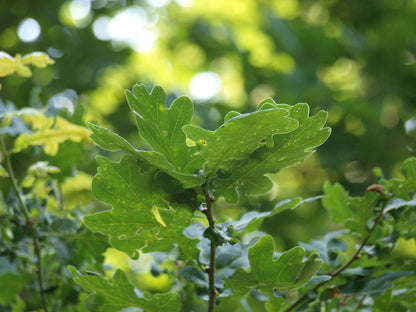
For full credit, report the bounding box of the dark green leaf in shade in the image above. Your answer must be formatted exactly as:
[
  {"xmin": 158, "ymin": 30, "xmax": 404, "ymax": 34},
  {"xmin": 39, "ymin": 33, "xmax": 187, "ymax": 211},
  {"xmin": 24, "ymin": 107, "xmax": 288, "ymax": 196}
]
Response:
[
  {"xmin": 322, "ymin": 182, "xmax": 354, "ymax": 224},
  {"xmin": 385, "ymin": 157, "xmax": 416, "ymax": 198},
  {"xmin": 84, "ymin": 155, "xmax": 198, "ymax": 259},
  {"xmin": 69, "ymin": 266, "xmax": 181, "ymax": 312},
  {"xmin": 225, "ymin": 235, "xmax": 322, "ymax": 295},
  {"xmin": 0, "ymin": 257, "xmax": 25, "ymax": 305},
  {"xmin": 323, "ymin": 182, "xmax": 382, "ymax": 236},
  {"xmin": 341, "ymin": 271, "xmax": 412, "ymax": 297},
  {"xmin": 125, "ymin": 84, "xmax": 204, "ymax": 187},
  {"xmin": 300, "ymin": 230, "xmax": 347, "ymax": 267},
  {"xmin": 181, "ymin": 266, "xmax": 208, "ymax": 288},
  {"xmin": 222, "ymin": 197, "xmax": 305, "ymax": 233},
  {"xmin": 183, "ymin": 107, "xmax": 299, "ymax": 176},
  {"xmin": 215, "ymin": 103, "xmax": 331, "ymax": 203}
]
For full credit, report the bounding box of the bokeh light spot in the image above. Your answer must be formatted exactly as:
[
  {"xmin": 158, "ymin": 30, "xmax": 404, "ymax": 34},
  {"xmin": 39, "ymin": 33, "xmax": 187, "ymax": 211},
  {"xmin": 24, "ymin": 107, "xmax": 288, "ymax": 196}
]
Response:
[
  {"xmin": 17, "ymin": 18, "xmax": 41, "ymax": 42},
  {"xmin": 190, "ymin": 72, "xmax": 221, "ymax": 101}
]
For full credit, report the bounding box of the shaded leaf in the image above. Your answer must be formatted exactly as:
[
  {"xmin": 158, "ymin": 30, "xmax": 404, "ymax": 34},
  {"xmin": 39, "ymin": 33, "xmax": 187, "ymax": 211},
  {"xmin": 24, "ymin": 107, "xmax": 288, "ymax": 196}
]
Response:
[
  {"xmin": 322, "ymin": 182, "xmax": 353, "ymax": 224},
  {"xmin": 386, "ymin": 157, "xmax": 416, "ymax": 198},
  {"xmin": 84, "ymin": 155, "xmax": 198, "ymax": 259},
  {"xmin": 226, "ymin": 236, "xmax": 321, "ymax": 295},
  {"xmin": 0, "ymin": 164, "xmax": 9, "ymax": 178},
  {"xmin": 70, "ymin": 267, "xmax": 181, "ymax": 312}
]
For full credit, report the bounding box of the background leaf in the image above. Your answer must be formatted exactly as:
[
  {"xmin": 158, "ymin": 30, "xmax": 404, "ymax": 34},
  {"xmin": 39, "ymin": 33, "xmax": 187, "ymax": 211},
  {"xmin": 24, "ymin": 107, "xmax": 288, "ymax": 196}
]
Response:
[{"xmin": 70, "ymin": 267, "xmax": 181, "ymax": 312}]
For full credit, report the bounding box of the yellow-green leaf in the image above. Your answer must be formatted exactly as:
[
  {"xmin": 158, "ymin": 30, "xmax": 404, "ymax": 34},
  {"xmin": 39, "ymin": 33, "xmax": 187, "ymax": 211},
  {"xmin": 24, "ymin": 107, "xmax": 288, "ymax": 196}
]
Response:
[
  {"xmin": 12, "ymin": 116, "xmax": 91, "ymax": 156},
  {"xmin": 22, "ymin": 52, "xmax": 55, "ymax": 68},
  {"xmin": 0, "ymin": 52, "xmax": 15, "ymax": 77}
]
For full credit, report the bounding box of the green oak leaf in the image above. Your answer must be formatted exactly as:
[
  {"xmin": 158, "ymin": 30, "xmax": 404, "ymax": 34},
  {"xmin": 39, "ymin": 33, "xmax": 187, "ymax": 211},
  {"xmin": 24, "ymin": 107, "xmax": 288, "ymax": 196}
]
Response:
[
  {"xmin": 86, "ymin": 122, "xmax": 176, "ymax": 172},
  {"xmin": 323, "ymin": 182, "xmax": 381, "ymax": 236},
  {"xmin": 385, "ymin": 157, "xmax": 416, "ymax": 199},
  {"xmin": 69, "ymin": 266, "xmax": 181, "ymax": 312},
  {"xmin": 216, "ymin": 103, "xmax": 331, "ymax": 203},
  {"xmin": 322, "ymin": 182, "xmax": 354, "ymax": 224},
  {"xmin": 84, "ymin": 155, "xmax": 198, "ymax": 259},
  {"xmin": 183, "ymin": 108, "xmax": 299, "ymax": 176},
  {"xmin": 226, "ymin": 236, "xmax": 321, "ymax": 295},
  {"xmin": 125, "ymin": 84, "xmax": 204, "ymax": 187}
]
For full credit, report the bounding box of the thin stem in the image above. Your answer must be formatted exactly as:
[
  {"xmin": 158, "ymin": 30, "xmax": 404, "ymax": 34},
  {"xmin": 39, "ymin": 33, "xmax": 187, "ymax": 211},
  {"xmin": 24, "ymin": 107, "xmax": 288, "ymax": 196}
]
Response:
[
  {"xmin": 353, "ymin": 295, "xmax": 367, "ymax": 312},
  {"xmin": 1, "ymin": 137, "xmax": 30, "ymax": 219},
  {"xmin": 0, "ymin": 136, "xmax": 49, "ymax": 312},
  {"xmin": 33, "ymin": 235, "xmax": 48, "ymax": 312},
  {"xmin": 284, "ymin": 198, "xmax": 387, "ymax": 312},
  {"xmin": 203, "ymin": 189, "xmax": 216, "ymax": 312}
]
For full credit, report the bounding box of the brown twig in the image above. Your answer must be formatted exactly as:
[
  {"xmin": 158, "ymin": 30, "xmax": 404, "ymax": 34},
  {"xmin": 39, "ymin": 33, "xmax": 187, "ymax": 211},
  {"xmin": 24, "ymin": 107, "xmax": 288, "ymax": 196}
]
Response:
[
  {"xmin": 202, "ymin": 189, "xmax": 216, "ymax": 312},
  {"xmin": 284, "ymin": 197, "xmax": 387, "ymax": 312},
  {"xmin": 0, "ymin": 137, "xmax": 49, "ymax": 312}
]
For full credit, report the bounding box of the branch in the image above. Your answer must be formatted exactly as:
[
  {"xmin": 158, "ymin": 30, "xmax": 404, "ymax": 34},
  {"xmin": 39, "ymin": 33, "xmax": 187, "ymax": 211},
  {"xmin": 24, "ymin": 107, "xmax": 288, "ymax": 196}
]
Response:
[
  {"xmin": 0, "ymin": 137, "xmax": 49, "ymax": 312},
  {"xmin": 284, "ymin": 196, "xmax": 387, "ymax": 312},
  {"xmin": 202, "ymin": 189, "xmax": 216, "ymax": 312}
]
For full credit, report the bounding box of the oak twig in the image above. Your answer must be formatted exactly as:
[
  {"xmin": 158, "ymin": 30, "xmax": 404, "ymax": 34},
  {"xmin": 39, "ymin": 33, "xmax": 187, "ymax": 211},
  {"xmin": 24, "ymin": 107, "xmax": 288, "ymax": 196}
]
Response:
[
  {"xmin": 284, "ymin": 197, "xmax": 387, "ymax": 312},
  {"xmin": 203, "ymin": 189, "xmax": 216, "ymax": 312},
  {"xmin": 0, "ymin": 137, "xmax": 49, "ymax": 312}
]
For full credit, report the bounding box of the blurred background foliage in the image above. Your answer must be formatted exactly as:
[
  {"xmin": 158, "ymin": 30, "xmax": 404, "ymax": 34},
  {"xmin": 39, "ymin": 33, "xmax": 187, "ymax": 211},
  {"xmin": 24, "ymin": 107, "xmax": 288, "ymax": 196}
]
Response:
[{"xmin": 1, "ymin": 0, "xmax": 416, "ymax": 295}]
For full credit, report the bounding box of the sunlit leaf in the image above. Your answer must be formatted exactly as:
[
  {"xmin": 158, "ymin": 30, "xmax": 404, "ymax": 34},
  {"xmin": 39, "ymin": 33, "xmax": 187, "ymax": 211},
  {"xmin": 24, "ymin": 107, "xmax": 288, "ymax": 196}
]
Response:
[
  {"xmin": 21, "ymin": 52, "xmax": 55, "ymax": 67},
  {"xmin": 183, "ymin": 107, "xmax": 299, "ymax": 176},
  {"xmin": 12, "ymin": 115, "xmax": 91, "ymax": 156},
  {"xmin": 216, "ymin": 103, "xmax": 330, "ymax": 203},
  {"xmin": 125, "ymin": 84, "xmax": 204, "ymax": 187},
  {"xmin": 0, "ymin": 52, "xmax": 15, "ymax": 77}
]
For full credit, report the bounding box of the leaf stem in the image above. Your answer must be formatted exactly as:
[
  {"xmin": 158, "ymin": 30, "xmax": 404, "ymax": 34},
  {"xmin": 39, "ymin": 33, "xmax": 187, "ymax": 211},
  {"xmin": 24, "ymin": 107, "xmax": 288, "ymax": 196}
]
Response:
[
  {"xmin": 1, "ymin": 137, "xmax": 30, "ymax": 219},
  {"xmin": 353, "ymin": 295, "xmax": 367, "ymax": 311},
  {"xmin": 203, "ymin": 189, "xmax": 216, "ymax": 312},
  {"xmin": 284, "ymin": 197, "xmax": 387, "ymax": 312},
  {"xmin": 0, "ymin": 136, "xmax": 49, "ymax": 312}
]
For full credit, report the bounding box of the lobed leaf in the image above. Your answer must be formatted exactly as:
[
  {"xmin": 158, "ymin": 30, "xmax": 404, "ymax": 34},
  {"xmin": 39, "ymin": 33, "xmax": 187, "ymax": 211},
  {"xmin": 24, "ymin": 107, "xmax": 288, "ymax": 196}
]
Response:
[
  {"xmin": 183, "ymin": 108, "xmax": 299, "ymax": 176},
  {"xmin": 215, "ymin": 103, "xmax": 331, "ymax": 203},
  {"xmin": 87, "ymin": 122, "xmax": 176, "ymax": 172},
  {"xmin": 226, "ymin": 235, "xmax": 322, "ymax": 295},
  {"xmin": 11, "ymin": 113, "xmax": 90, "ymax": 156},
  {"xmin": 84, "ymin": 155, "xmax": 198, "ymax": 259},
  {"xmin": 70, "ymin": 267, "xmax": 181, "ymax": 312},
  {"xmin": 125, "ymin": 84, "xmax": 204, "ymax": 187}
]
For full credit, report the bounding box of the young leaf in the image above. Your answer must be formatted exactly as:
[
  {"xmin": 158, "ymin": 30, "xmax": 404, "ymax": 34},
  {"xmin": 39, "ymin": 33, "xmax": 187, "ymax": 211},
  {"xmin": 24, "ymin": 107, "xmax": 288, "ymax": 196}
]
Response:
[
  {"xmin": 84, "ymin": 155, "xmax": 198, "ymax": 259},
  {"xmin": 125, "ymin": 84, "xmax": 204, "ymax": 187},
  {"xmin": 215, "ymin": 103, "xmax": 331, "ymax": 203},
  {"xmin": 226, "ymin": 236, "xmax": 321, "ymax": 295},
  {"xmin": 183, "ymin": 108, "xmax": 299, "ymax": 176},
  {"xmin": 69, "ymin": 267, "xmax": 181, "ymax": 312},
  {"xmin": 10, "ymin": 111, "xmax": 90, "ymax": 156}
]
